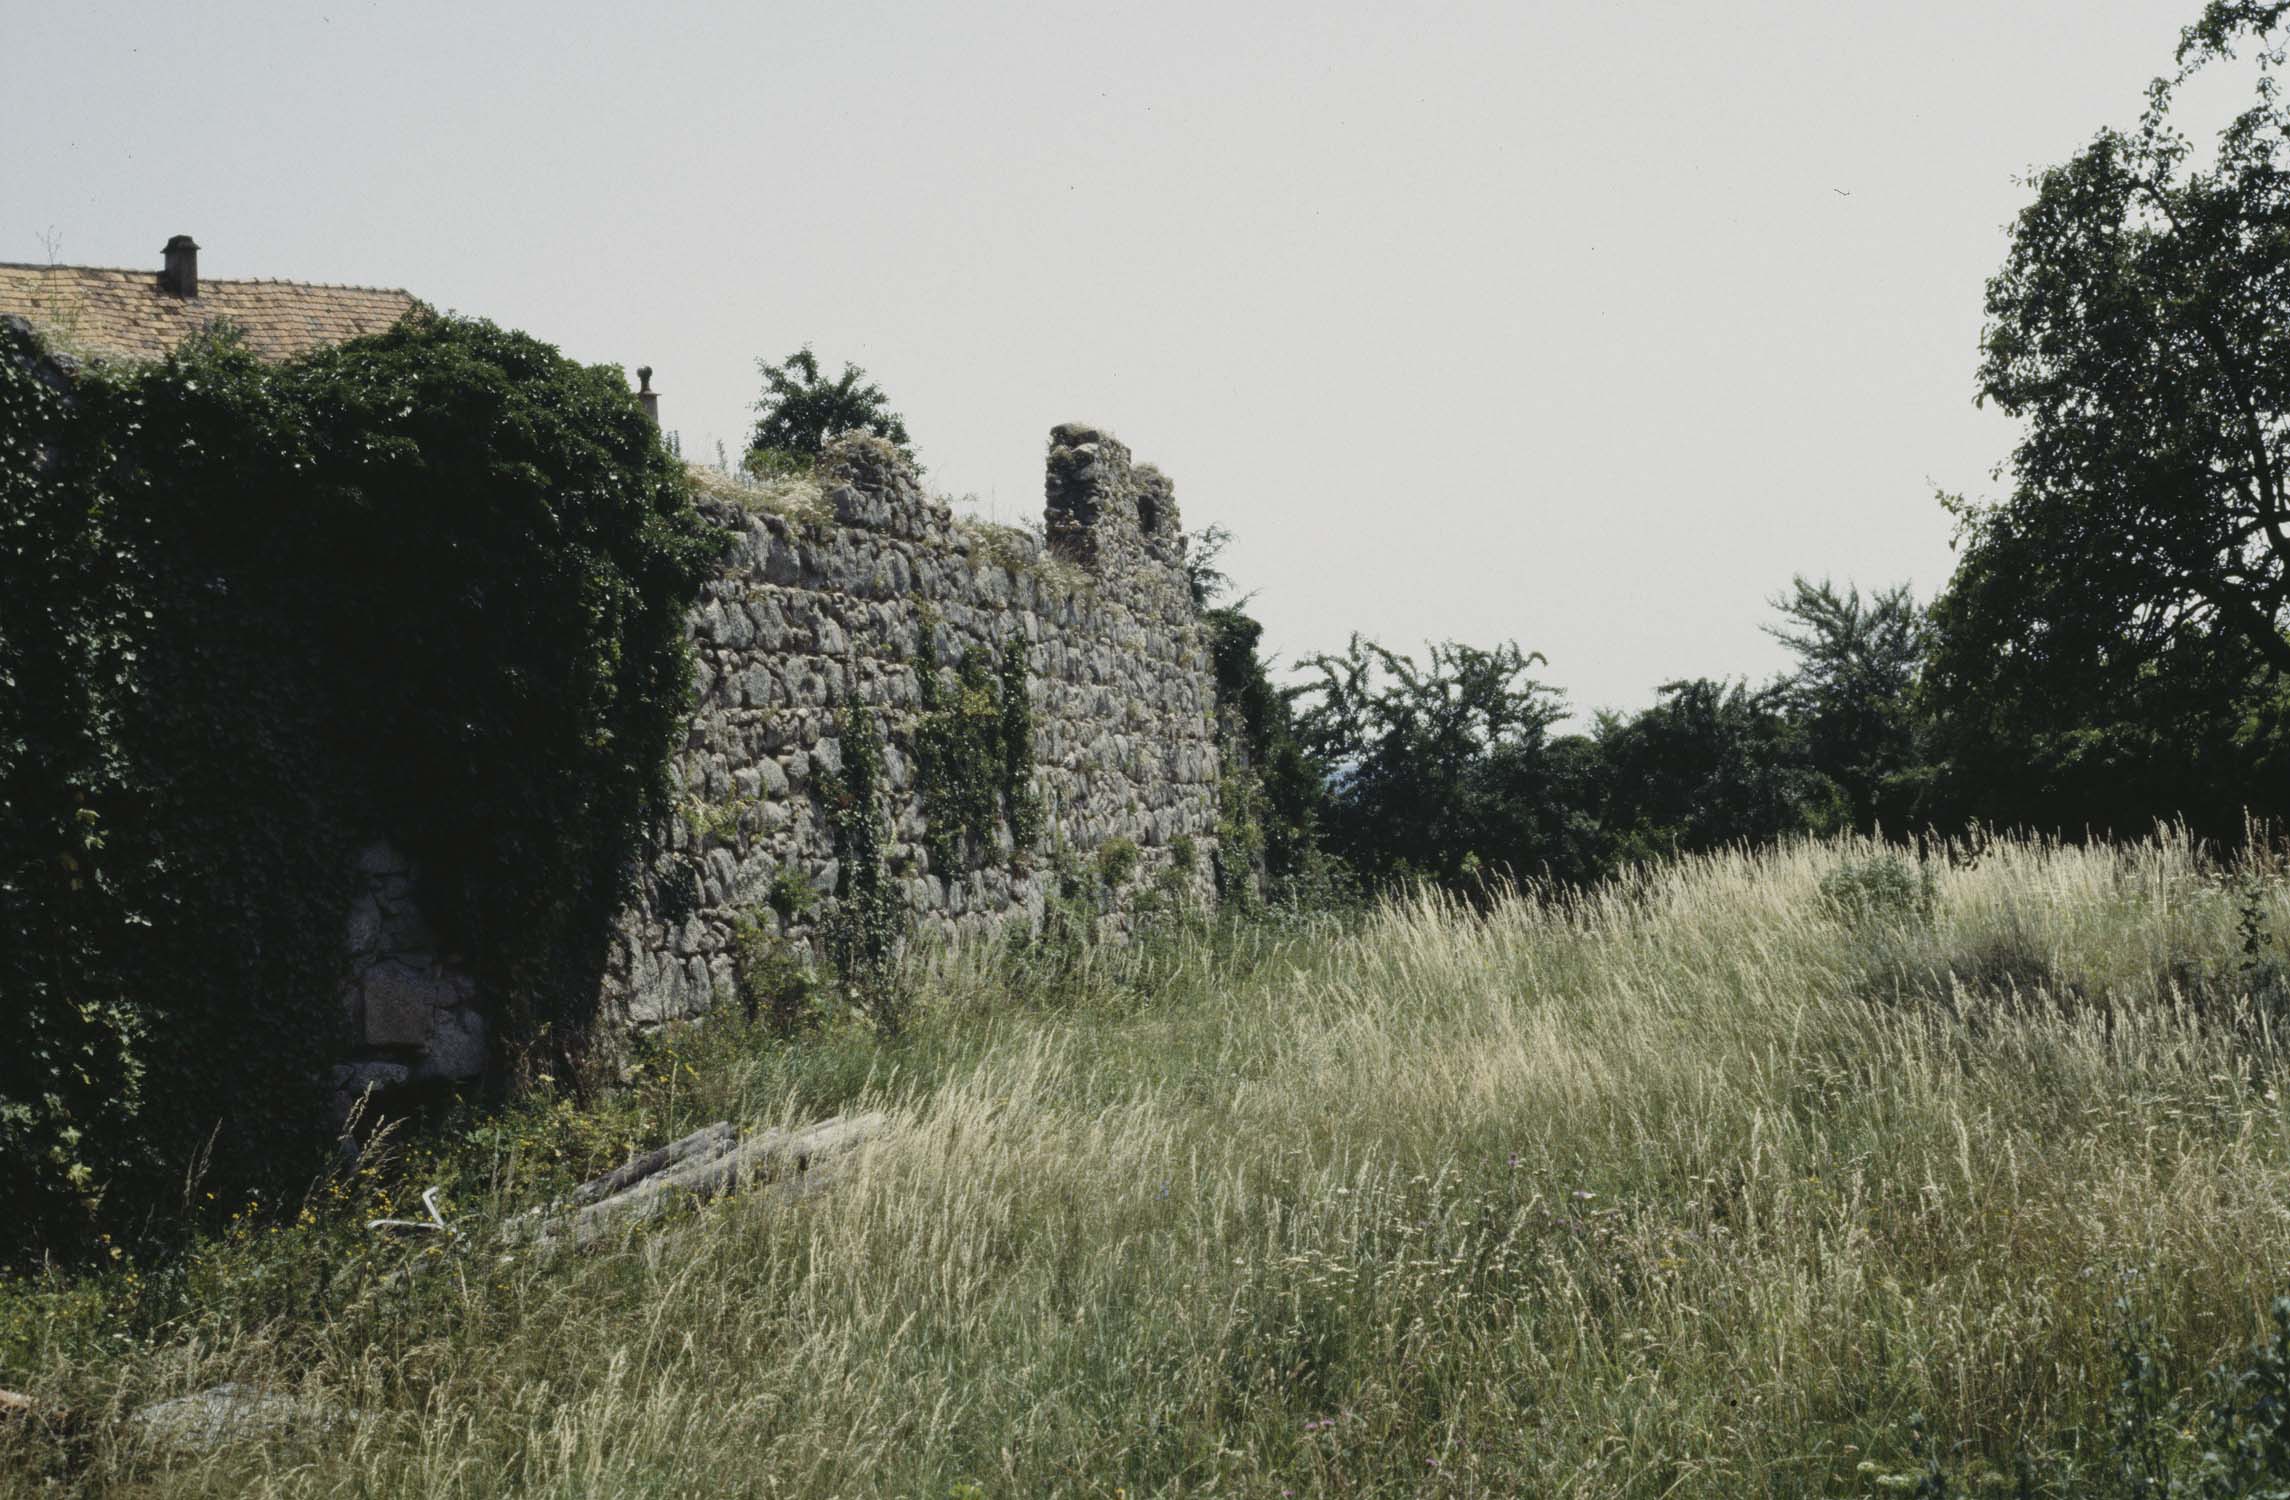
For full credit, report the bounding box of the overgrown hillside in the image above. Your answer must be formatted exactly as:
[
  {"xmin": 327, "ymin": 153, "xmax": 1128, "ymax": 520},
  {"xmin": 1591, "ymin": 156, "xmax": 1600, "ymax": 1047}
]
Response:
[{"xmin": 4, "ymin": 832, "xmax": 2289, "ymax": 1496}]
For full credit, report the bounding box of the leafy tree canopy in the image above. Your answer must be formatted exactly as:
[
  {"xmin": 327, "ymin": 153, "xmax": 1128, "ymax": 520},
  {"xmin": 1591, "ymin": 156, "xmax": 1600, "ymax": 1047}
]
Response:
[
  {"xmin": 1595, "ymin": 678, "xmax": 1846, "ymax": 860},
  {"xmin": 1763, "ymin": 577, "xmax": 1923, "ymax": 831},
  {"xmin": 1954, "ymin": 1, "xmax": 2290, "ymax": 681},
  {"xmin": 1291, "ymin": 637, "xmax": 1571, "ymax": 887},
  {"xmin": 747, "ymin": 347, "xmax": 913, "ymax": 474},
  {"xmin": 1923, "ymin": 0, "xmax": 2290, "ymax": 834}
]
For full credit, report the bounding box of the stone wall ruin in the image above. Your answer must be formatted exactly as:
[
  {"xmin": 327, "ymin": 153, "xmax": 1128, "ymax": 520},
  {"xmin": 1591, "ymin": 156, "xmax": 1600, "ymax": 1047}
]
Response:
[
  {"xmin": 326, "ymin": 422, "xmax": 1222, "ymax": 1097},
  {"xmin": 607, "ymin": 422, "xmax": 1222, "ymax": 1025}
]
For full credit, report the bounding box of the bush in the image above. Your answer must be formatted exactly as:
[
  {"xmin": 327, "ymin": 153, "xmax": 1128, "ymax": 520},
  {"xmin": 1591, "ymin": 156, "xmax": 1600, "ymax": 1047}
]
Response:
[
  {"xmin": 1095, "ymin": 837, "xmax": 1141, "ymax": 889},
  {"xmin": 747, "ymin": 347, "xmax": 912, "ymax": 465},
  {"xmin": 912, "ymin": 642, "xmax": 1038, "ymax": 876},
  {"xmin": 729, "ymin": 919, "xmax": 822, "ymax": 1036},
  {"xmin": 0, "ymin": 316, "xmax": 716, "ymax": 1261},
  {"xmin": 820, "ymin": 705, "xmax": 911, "ymax": 1037},
  {"xmin": 1817, "ymin": 852, "xmax": 1936, "ymax": 927},
  {"xmin": 1877, "ymin": 1297, "xmax": 2290, "ymax": 1496}
]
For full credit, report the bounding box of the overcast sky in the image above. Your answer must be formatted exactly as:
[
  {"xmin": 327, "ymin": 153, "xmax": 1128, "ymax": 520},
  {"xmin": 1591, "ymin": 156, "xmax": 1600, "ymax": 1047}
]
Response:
[{"xmin": 1, "ymin": 0, "xmax": 2234, "ymax": 718}]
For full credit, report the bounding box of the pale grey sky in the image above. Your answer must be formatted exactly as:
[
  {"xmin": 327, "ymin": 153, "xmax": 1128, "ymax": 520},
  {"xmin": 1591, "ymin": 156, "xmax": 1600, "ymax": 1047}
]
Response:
[{"xmin": 0, "ymin": 0, "xmax": 2228, "ymax": 718}]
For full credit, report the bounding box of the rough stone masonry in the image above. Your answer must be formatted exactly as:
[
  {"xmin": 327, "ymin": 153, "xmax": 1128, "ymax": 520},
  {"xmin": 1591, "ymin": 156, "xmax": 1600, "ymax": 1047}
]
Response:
[
  {"xmin": 332, "ymin": 422, "xmax": 1223, "ymax": 1106},
  {"xmin": 607, "ymin": 421, "xmax": 1223, "ymax": 1025}
]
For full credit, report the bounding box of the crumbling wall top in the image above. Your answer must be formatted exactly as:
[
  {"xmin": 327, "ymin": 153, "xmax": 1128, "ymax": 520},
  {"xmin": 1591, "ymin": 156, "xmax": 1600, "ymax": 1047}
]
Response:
[
  {"xmin": 1044, "ymin": 422, "xmax": 1186, "ymax": 579},
  {"xmin": 816, "ymin": 431, "xmax": 952, "ymax": 544}
]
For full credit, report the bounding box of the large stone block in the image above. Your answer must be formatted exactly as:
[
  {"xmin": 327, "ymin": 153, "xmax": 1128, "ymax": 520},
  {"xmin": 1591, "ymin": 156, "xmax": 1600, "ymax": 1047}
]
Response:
[
  {"xmin": 413, "ymin": 1008, "xmax": 487, "ymax": 1082},
  {"xmin": 358, "ymin": 962, "xmax": 456, "ymax": 1050},
  {"xmin": 344, "ymin": 892, "xmax": 385, "ymax": 957},
  {"xmin": 326, "ymin": 1059, "xmax": 410, "ymax": 1126}
]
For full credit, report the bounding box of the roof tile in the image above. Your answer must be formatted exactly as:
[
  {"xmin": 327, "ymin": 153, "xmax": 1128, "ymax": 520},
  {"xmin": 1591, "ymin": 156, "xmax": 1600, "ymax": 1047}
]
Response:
[{"xmin": 0, "ymin": 263, "xmax": 423, "ymax": 363}]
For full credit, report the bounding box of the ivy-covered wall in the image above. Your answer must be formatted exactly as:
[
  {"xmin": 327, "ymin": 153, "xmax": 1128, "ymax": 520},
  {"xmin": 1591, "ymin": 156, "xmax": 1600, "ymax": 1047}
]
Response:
[
  {"xmin": 616, "ymin": 424, "xmax": 1221, "ymax": 1023},
  {"xmin": 0, "ymin": 314, "xmax": 715, "ymax": 1256}
]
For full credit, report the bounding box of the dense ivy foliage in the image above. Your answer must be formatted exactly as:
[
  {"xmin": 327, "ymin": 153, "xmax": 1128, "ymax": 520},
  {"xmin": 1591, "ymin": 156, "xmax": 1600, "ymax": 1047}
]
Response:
[
  {"xmin": 0, "ymin": 316, "xmax": 715, "ymax": 1260},
  {"xmin": 1203, "ymin": 607, "xmax": 1326, "ymax": 903},
  {"xmin": 280, "ymin": 319, "xmax": 720, "ymax": 1064},
  {"xmin": 996, "ymin": 639, "xmax": 1044, "ymax": 852},
  {"xmin": 911, "ymin": 639, "xmax": 1039, "ymax": 876},
  {"xmin": 820, "ymin": 705, "xmax": 904, "ymax": 1033}
]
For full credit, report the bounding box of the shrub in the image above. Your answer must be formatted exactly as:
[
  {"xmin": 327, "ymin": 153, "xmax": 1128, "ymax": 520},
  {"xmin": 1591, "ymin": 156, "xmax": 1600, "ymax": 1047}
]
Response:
[
  {"xmin": 1817, "ymin": 852, "xmax": 1936, "ymax": 927},
  {"xmin": 1879, "ymin": 1297, "xmax": 2290, "ymax": 1496},
  {"xmin": 1095, "ymin": 837, "xmax": 1141, "ymax": 889},
  {"xmin": 747, "ymin": 347, "xmax": 912, "ymax": 464},
  {"xmin": 912, "ymin": 638, "xmax": 1039, "ymax": 876},
  {"xmin": 767, "ymin": 867, "xmax": 819, "ymax": 923},
  {"xmin": 1850, "ymin": 907, "xmax": 2064, "ymax": 1015},
  {"xmin": 820, "ymin": 706, "xmax": 910, "ymax": 1037},
  {"xmin": 729, "ymin": 918, "xmax": 822, "ymax": 1036},
  {"xmin": 2166, "ymin": 873, "xmax": 2290, "ymax": 1025}
]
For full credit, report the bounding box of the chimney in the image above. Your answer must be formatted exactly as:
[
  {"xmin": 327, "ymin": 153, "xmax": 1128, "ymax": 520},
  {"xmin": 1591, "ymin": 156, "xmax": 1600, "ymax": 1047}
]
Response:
[
  {"xmin": 159, "ymin": 235, "xmax": 200, "ymax": 298},
  {"xmin": 636, "ymin": 366, "xmax": 659, "ymax": 427}
]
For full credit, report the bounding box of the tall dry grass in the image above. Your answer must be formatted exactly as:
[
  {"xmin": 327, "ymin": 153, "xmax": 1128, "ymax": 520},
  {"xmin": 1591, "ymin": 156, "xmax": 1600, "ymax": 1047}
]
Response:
[{"xmin": 4, "ymin": 831, "xmax": 2289, "ymax": 1496}]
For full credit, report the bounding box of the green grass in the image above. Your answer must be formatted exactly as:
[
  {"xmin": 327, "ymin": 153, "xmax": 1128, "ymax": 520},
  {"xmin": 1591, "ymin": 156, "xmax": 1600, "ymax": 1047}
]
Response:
[{"xmin": 5, "ymin": 831, "xmax": 2290, "ymax": 1496}]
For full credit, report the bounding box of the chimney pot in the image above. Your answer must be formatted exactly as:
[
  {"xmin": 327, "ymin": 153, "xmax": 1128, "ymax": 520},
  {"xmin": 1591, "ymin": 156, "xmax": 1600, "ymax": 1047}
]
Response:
[
  {"xmin": 160, "ymin": 234, "xmax": 200, "ymax": 298},
  {"xmin": 636, "ymin": 366, "xmax": 659, "ymax": 426}
]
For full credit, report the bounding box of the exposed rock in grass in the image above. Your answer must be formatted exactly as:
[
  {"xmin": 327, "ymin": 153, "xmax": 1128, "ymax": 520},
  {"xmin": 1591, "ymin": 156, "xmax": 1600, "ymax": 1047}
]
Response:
[
  {"xmin": 568, "ymin": 1119, "xmax": 739, "ymax": 1206},
  {"xmin": 127, "ymin": 1383, "xmax": 346, "ymax": 1450},
  {"xmin": 518, "ymin": 1112, "xmax": 887, "ymax": 1253}
]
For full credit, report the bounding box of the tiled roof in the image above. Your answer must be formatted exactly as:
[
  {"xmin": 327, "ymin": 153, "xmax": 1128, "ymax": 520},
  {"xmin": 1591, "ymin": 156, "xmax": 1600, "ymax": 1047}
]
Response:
[{"xmin": 0, "ymin": 262, "xmax": 423, "ymax": 364}]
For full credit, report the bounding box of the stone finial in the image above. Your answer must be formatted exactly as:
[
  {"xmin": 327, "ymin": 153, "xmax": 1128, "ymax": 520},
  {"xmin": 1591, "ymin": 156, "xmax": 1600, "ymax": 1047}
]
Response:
[
  {"xmin": 160, "ymin": 235, "xmax": 200, "ymax": 298},
  {"xmin": 635, "ymin": 365, "xmax": 659, "ymax": 427}
]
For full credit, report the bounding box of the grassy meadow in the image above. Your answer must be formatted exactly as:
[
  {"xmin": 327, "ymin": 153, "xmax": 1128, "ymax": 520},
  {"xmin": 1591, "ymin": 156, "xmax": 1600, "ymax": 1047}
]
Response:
[{"xmin": 5, "ymin": 832, "xmax": 2290, "ymax": 1496}]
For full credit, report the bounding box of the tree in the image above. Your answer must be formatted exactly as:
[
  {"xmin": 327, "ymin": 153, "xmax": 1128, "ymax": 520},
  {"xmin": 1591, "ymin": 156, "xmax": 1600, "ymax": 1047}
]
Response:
[
  {"xmin": 1970, "ymin": 5, "xmax": 2290, "ymax": 681},
  {"xmin": 746, "ymin": 347, "xmax": 912, "ymax": 474},
  {"xmin": 1594, "ymin": 678, "xmax": 1845, "ymax": 860},
  {"xmin": 1763, "ymin": 577, "xmax": 1923, "ymax": 831},
  {"xmin": 1290, "ymin": 637, "xmax": 1575, "ymax": 888},
  {"xmin": 1923, "ymin": 1, "xmax": 2290, "ymax": 834},
  {"xmin": 1203, "ymin": 604, "xmax": 1332, "ymax": 900},
  {"xmin": 1185, "ymin": 522, "xmax": 1236, "ymax": 610}
]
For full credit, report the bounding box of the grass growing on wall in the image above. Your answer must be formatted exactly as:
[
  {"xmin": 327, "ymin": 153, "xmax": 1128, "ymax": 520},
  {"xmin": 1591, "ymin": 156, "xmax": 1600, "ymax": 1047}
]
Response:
[{"xmin": 5, "ymin": 831, "xmax": 2290, "ymax": 1495}]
